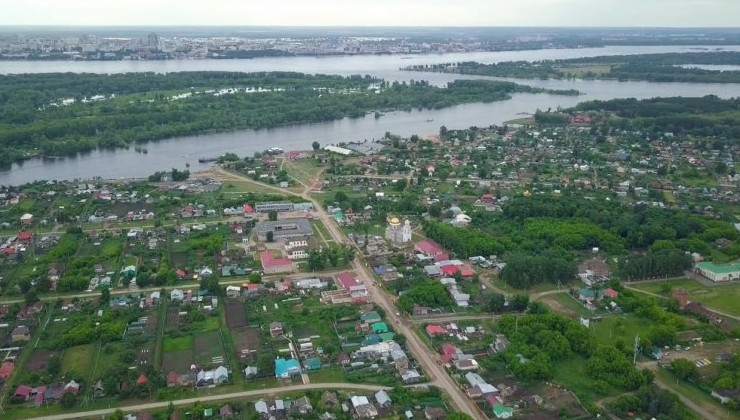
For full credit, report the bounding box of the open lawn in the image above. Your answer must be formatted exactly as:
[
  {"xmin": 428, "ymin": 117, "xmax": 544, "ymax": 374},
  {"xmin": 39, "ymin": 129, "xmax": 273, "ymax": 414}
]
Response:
[
  {"xmin": 61, "ymin": 344, "xmax": 95, "ymax": 377},
  {"xmin": 221, "ymin": 179, "xmax": 281, "ymax": 194},
  {"xmin": 539, "ymin": 292, "xmax": 594, "ymax": 318},
  {"xmin": 591, "ymin": 314, "xmax": 648, "ymax": 346},
  {"xmin": 188, "ymin": 314, "xmax": 221, "ymax": 332},
  {"xmin": 283, "ymin": 158, "xmax": 324, "ymax": 183},
  {"xmin": 308, "ymin": 366, "xmax": 345, "ymax": 383},
  {"xmin": 94, "ymin": 342, "xmax": 127, "ymax": 378},
  {"xmin": 311, "ymin": 220, "xmax": 335, "ymax": 245},
  {"xmin": 162, "ymin": 335, "xmax": 193, "ymax": 353},
  {"xmin": 632, "ymin": 278, "xmax": 740, "ymax": 317}
]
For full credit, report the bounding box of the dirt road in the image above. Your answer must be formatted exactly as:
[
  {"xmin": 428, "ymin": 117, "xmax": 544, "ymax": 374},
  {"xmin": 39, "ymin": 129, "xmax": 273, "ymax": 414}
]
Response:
[
  {"xmin": 29, "ymin": 383, "xmax": 389, "ymax": 420},
  {"xmin": 214, "ymin": 167, "xmax": 485, "ymax": 419}
]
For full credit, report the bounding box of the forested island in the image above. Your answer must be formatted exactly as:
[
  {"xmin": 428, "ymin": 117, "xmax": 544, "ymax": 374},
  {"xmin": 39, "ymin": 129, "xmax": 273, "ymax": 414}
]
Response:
[
  {"xmin": 0, "ymin": 71, "xmax": 577, "ymax": 167},
  {"xmin": 404, "ymin": 51, "xmax": 740, "ymax": 83}
]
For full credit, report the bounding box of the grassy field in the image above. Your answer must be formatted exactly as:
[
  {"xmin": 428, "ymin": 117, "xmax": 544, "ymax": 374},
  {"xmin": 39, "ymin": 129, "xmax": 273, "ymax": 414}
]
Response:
[
  {"xmin": 552, "ymin": 356, "xmax": 616, "ymax": 406},
  {"xmin": 591, "ymin": 314, "xmax": 648, "ymax": 346},
  {"xmin": 632, "ymin": 278, "xmax": 740, "ymax": 316},
  {"xmin": 61, "ymin": 344, "xmax": 95, "ymax": 377},
  {"xmin": 283, "ymin": 158, "xmax": 323, "ymax": 183},
  {"xmin": 189, "ymin": 315, "xmax": 221, "ymax": 332},
  {"xmin": 503, "ymin": 116, "xmax": 535, "ymax": 125},
  {"xmin": 311, "ymin": 220, "xmax": 336, "ymax": 244},
  {"xmin": 162, "ymin": 335, "xmax": 193, "ymax": 353},
  {"xmin": 539, "ymin": 292, "xmax": 594, "ymax": 318},
  {"xmin": 93, "ymin": 342, "xmax": 127, "ymax": 378},
  {"xmin": 221, "ymin": 179, "xmax": 282, "ymax": 194},
  {"xmin": 308, "ymin": 366, "xmax": 345, "ymax": 383}
]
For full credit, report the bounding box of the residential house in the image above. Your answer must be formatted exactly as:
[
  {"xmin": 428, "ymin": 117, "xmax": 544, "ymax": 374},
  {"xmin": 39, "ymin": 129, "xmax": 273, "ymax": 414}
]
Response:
[
  {"xmin": 712, "ymin": 388, "xmax": 740, "ymax": 404},
  {"xmin": 270, "ymin": 322, "xmax": 284, "ymax": 337},
  {"xmin": 225, "ymin": 285, "xmax": 241, "ymax": 298},
  {"xmin": 423, "ymin": 407, "xmax": 447, "ymax": 420},
  {"xmin": 492, "ymin": 403, "xmax": 514, "ymax": 419},
  {"xmin": 275, "ymin": 358, "xmax": 301, "ymax": 379},
  {"xmin": 400, "ymin": 368, "xmax": 422, "ymax": 384},
  {"xmin": 14, "ymin": 385, "xmax": 33, "ymax": 401},
  {"xmin": 375, "ymin": 390, "xmax": 392, "ymax": 408},
  {"xmin": 350, "ymin": 395, "xmax": 379, "ymax": 419},
  {"xmin": 11, "ymin": 325, "xmax": 31, "ymax": 342},
  {"xmin": 322, "ymin": 391, "xmax": 340, "ymax": 408},
  {"xmin": 244, "ymin": 366, "xmax": 258, "ymax": 379},
  {"xmin": 294, "ymin": 396, "xmax": 313, "ymax": 414},
  {"xmin": 0, "ymin": 361, "xmax": 14, "ymax": 383},
  {"xmin": 490, "ymin": 334, "xmax": 510, "ymax": 354},
  {"xmin": 170, "ymin": 289, "xmax": 185, "ymax": 302},
  {"xmin": 219, "ymin": 404, "xmax": 234, "ymax": 418},
  {"xmin": 254, "ymin": 400, "xmax": 269, "ymax": 419},
  {"xmin": 426, "ymin": 324, "xmax": 447, "ymax": 337},
  {"xmin": 260, "ymin": 251, "xmax": 294, "ymax": 275}
]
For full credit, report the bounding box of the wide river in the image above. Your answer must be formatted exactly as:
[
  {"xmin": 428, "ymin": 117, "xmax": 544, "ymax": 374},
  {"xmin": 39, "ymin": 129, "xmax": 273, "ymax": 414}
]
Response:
[{"xmin": 2, "ymin": 45, "xmax": 740, "ymax": 185}]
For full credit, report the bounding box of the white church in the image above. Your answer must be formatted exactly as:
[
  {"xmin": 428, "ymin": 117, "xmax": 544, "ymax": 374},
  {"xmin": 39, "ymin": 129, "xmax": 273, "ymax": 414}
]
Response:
[{"xmin": 385, "ymin": 216, "xmax": 412, "ymax": 247}]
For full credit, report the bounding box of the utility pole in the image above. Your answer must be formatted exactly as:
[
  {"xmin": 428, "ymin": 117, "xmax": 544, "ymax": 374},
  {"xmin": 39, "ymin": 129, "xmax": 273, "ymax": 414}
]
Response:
[{"xmin": 633, "ymin": 334, "xmax": 641, "ymax": 365}]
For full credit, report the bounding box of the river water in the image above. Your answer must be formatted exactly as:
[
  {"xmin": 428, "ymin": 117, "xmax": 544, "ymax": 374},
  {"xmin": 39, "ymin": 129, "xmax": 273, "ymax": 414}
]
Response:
[{"xmin": 1, "ymin": 45, "xmax": 739, "ymax": 185}]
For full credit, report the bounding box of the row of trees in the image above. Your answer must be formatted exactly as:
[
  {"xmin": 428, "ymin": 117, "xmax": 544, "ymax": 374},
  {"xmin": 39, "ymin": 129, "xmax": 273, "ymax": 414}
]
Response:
[{"xmin": 306, "ymin": 245, "xmax": 356, "ymax": 271}]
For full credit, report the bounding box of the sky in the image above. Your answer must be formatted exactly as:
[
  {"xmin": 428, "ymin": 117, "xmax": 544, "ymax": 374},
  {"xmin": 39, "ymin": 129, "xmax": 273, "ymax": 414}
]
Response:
[{"xmin": 1, "ymin": 0, "xmax": 739, "ymax": 27}]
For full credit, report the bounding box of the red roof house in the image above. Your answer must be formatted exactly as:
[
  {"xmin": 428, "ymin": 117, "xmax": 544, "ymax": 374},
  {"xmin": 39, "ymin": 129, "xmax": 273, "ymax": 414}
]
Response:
[
  {"xmin": 166, "ymin": 372, "xmax": 180, "ymax": 387},
  {"xmin": 14, "ymin": 385, "xmax": 32, "ymax": 400},
  {"xmin": 440, "ymin": 265, "xmax": 458, "ymax": 276},
  {"xmin": 426, "ymin": 325, "xmax": 447, "ymax": 337},
  {"xmin": 260, "ymin": 251, "xmax": 293, "ymax": 273},
  {"xmin": 136, "ymin": 374, "xmax": 149, "ymax": 385},
  {"xmin": 481, "ymin": 194, "xmax": 494, "ymax": 203},
  {"xmin": 17, "ymin": 231, "xmax": 32, "ymax": 242},
  {"xmin": 460, "ymin": 267, "xmax": 475, "ymax": 277},
  {"xmin": 440, "ymin": 343, "xmax": 461, "ymax": 363},
  {"xmin": 337, "ymin": 272, "xmax": 360, "ymax": 289},
  {"xmin": 604, "ymin": 288, "xmax": 619, "ymax": 299},
  {"xmin": 415, "ymin": 239, "xmax": 445, "ymax": 257},
  {"xmin": 242, "ymin": 204, "xmax": 254, "ymax": 214},
  {"xmin": 0, "ymin": 361, "xmax": 14, "ymax": 380}
]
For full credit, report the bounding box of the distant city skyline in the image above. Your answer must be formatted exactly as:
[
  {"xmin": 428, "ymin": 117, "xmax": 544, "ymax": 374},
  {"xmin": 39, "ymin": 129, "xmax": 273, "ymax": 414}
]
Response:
[{"xmin": 1, "ymin": 0, "xmax": 739, "ymax": 27}]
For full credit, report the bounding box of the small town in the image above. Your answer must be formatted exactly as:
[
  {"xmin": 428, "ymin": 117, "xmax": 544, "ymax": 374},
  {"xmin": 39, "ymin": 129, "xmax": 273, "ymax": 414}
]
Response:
[{"xmin": 0, "ymin": 101, "xmax": 738, "ymax": 420}]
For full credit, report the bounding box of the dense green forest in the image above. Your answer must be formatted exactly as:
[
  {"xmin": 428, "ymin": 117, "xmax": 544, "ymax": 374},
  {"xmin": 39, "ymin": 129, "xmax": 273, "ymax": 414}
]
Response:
[
  {"xmin": 573, "ymin": 96, "xmax": 740, "ymax": 139},
  {"xmin": 0, "ymin": 71, "xmax": 576, "ymax": 166},
  {"xmin": 404, "ymin": 51, "xmax": 740, "ymax": 83},
  {"xmin": 422, "ymin": 193, "xmax": 738, "ymax": 288}
]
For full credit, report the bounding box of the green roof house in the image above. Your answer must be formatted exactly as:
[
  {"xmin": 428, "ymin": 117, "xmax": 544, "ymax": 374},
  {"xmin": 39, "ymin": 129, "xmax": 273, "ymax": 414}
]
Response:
[
  {"xmin": 696, "ymin": 261, "xmax": 740, "ymax": 283},
  {"xmin": 304, "ymin": 357, "xmax": 322, "ymax": 371},
  {"xmin": 493, "ymin": 403, "xmax": 513, "ymax": 419},
  {"xmin": 372, "ymin": 322, "xmax": 389, "ymax": 334},
  {"xmin": 361, "ymin": 311, "xmax": 382, "ymax": 324}
]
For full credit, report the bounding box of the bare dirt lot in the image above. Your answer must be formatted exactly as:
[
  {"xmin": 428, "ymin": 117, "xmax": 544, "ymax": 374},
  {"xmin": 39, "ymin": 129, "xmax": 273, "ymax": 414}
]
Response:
[
  {"xmin": 225, "ymin": 299, "xmax": 248, "ymax": 329},
  {"xmin": 26, "ymin": 350, "xmax": 60, "ymax": 373},
  {"xmin": 232, "ymin": 327, "xmax": 262, "ymax": 360},
  {"xmin": 162, "ymin": 349, "xmax": 194, "ymax": 373}
]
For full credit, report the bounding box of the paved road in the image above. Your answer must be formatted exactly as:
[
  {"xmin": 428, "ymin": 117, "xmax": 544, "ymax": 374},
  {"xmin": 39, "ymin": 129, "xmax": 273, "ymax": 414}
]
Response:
[
  {"xmin": 28, "ymin": 383, "xmax": 389, "ymax": 420},
  {"xmin": 215, "ymin": 168, "xmax": 485, "ymax": 420}
]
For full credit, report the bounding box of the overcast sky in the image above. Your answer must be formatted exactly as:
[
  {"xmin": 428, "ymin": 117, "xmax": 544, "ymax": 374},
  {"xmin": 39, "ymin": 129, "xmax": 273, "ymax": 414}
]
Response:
[{"xmin": 2, "ymin": 0, "xmax": 739, "ymax": 27}]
